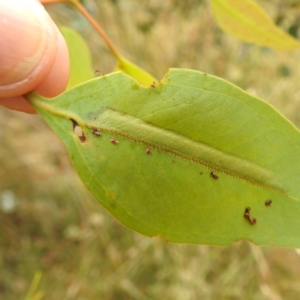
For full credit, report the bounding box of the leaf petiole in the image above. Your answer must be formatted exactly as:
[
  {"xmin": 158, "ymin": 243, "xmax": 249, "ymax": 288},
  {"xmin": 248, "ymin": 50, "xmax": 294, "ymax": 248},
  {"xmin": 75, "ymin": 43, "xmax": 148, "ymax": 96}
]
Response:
[{"xmin": 69, "ymin": 0, "xmax": 122, "ymax": 61}]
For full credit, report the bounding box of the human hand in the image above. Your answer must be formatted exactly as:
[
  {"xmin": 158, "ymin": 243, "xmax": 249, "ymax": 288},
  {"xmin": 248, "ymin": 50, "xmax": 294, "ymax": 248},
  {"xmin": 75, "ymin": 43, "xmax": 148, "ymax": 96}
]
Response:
[{"xmin": 0, "ymin": 0, "xmax": 69, "ymax": 113}]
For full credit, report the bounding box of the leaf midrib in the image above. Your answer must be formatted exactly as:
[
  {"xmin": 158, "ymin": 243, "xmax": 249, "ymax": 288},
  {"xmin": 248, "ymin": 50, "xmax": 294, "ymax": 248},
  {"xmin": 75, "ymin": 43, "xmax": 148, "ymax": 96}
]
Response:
[{"xmin": 30, "ymin": 97, "xmax": 287, "ymax": 196}]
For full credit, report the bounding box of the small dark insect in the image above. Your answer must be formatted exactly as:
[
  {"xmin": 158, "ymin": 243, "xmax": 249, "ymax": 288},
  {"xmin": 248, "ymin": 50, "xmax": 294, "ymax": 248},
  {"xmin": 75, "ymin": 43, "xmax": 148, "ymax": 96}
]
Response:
[
  {"xmin": 110, "ymin": 138, "xmax": 119, "ymax": 145},
  {"xmin": 94, "ymin": 69, "xmax": 105, "ymax": 76},
  {"xmin": 210, "ymin": 171, "xmax": 219, "ymax": 179},
  {"xmin": 92, "ymin": 129, "xmax": 101, "ymax": 137},
  {"xmin": 199, "ymin": 172, "xmax": 203, "ymax": 175},
  {"xmin": 79, "ymin": 135, "xmax": 86, "ymax": 143},
  {"xmin": 265, "ymin": 199, "xmax": 272, "ymax": 206},
  {"xmin": 146, "ymin": 149, "xmax": 151, "ymax": 155},
  {"xmin": 151, "ymin": 81, "xmax": 156, "ymax": 88},
  {"xmin": 244, "ymin": 207, "xmax": 257, "ymax": 225}
]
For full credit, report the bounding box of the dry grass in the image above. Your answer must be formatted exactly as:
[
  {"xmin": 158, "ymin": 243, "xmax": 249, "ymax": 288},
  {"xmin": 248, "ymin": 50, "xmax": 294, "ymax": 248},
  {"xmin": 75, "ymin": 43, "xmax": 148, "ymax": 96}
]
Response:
[{"xmin": 1, "ymin": 0, "xmax": 300, "ymax": 299}]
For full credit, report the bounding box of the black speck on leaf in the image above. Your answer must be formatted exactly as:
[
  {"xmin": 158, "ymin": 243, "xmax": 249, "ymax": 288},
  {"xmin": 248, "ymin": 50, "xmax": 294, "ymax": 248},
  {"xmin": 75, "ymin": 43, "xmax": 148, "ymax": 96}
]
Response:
[
  {"xmin": 79, "ymin": 135, "xmax": 86, "ymax": 143},
  {"xmin": 265, "ymin": 199, "xmax": 272, "ymax": 206},
  {"xmin": 111, "ymin": 138, "xmax": 119, "ymax": 145},
  {"xmin": 92, "ymin": 129, "xmax": 101, "ymax": 136},
  {"xmin": 210, "ymin": 171, "xmax": 219, "ymax": 179}
]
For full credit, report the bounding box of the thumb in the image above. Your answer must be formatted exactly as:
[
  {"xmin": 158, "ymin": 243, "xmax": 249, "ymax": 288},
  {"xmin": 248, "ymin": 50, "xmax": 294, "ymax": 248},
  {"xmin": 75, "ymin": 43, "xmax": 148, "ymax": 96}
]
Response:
[{"xmin": 0, "ymin": 0, "xmax": 69, "ymax": 112}]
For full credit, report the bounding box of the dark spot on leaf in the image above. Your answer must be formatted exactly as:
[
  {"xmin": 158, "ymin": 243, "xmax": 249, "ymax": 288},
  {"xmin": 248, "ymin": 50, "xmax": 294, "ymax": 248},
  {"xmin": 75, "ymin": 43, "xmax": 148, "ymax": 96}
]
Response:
[
  {"xmin": 106, "ymin": 191, "xmax": 116, "ymax": 200},
  {"xmin": 70, "ymin": 119, "xmax": 86, "ymax": 143},
  {"xmin": 244, "ymin": 207, "xmax": 256, "ymax": 225},
  {"xmin": 199, "ymin": 172, "xmax": 203, "ymax": 175},
  {"xmin": 79, "ymin": 136, "xmax": 86, "ymax": 142},
  {"xmin": 210, "ymin": 171, "xmax": 219, "ymax": 179},
  {"xmin": 92, "ymin": 129, "xmax": 101, "ymax": 136},
  {"xmin": 110, "ymin": 138, "xmax": 119, "ymax": 145},
  {"xmin": 244, "ymin": 207, "xmax": 251, "ymax": 219},
  {"xmin": 245, "ymin": 207, "xmax": 251, "ymax": 213},
  {"xmin": 265, "ymin": 199, "xmax": 272, "ymax": 206},
  {"xmin": 146, "ymin": 149, "xmax": 151, "ymax": 155}
]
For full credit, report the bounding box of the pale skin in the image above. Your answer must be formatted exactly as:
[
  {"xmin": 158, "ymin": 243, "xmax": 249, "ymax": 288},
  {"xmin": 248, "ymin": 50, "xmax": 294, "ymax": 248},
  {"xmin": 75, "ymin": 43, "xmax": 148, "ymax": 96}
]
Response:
[{"xmin": 0, "ymin": 0, "xmax": 70, "ymax": 113}]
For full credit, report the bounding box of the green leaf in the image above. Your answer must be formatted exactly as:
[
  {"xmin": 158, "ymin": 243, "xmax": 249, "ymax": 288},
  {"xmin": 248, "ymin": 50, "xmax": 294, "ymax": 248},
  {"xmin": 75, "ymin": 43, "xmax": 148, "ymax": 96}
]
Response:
[
  {"xmin": 27, "ymin": 69, "xmax": 300, "ymax": 247},
  {"xmin": 60, "ymin": 26, "xmax": 94, "ymax": 89},
  {"xmin": 210, "ymin": 0, "xmax": 300, "ymax": 50},
  {"xmin": 115, "ymin": 56, "xmax": 157, "ymax": 85},
  {"xmin": 25, "ymin": 271, "xmax": 44, "ymax": 300}
]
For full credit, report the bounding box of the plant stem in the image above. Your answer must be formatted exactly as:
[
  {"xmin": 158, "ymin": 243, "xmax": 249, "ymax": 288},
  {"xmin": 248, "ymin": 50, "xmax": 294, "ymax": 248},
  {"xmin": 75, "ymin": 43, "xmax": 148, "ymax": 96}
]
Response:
[
  {"xmin": 70, "ymin": 0, "xmax": 122, "ymax": 61},
  {"xmin": 41, "ymin": 0, "xmax": 122, "ymax": 61}
]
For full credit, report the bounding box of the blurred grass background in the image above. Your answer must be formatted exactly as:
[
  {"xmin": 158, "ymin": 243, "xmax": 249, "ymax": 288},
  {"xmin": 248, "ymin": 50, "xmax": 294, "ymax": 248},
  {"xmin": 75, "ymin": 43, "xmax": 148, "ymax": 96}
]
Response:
[{"xmin": 1, "ymin": 0, "xmax": 300, "ymax": 299}]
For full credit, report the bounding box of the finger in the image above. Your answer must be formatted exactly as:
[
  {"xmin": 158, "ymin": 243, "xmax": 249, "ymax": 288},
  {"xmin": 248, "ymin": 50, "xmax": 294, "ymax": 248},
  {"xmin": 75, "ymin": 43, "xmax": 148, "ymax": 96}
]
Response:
[
  {"xmin": 0, "ymin": 96, "xmax": 36, "ymax": 114},
  {"xmin": 0, "ymin": 26, "xmax": 70, "ymax": 113},
  {"xmin": 0, "ymin": 27, "xmax": 69, "ymax": 113},
  {"xmin": 0, "ymin": 26, "xmax": 69, "ymax": 114},
  {"xmin": 0, "ymin": 0, "xmax": 58, "ymax": 98},
  {"xmin": 0, "ymin": 0, "xmax": 70, "ymax": 113}
]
